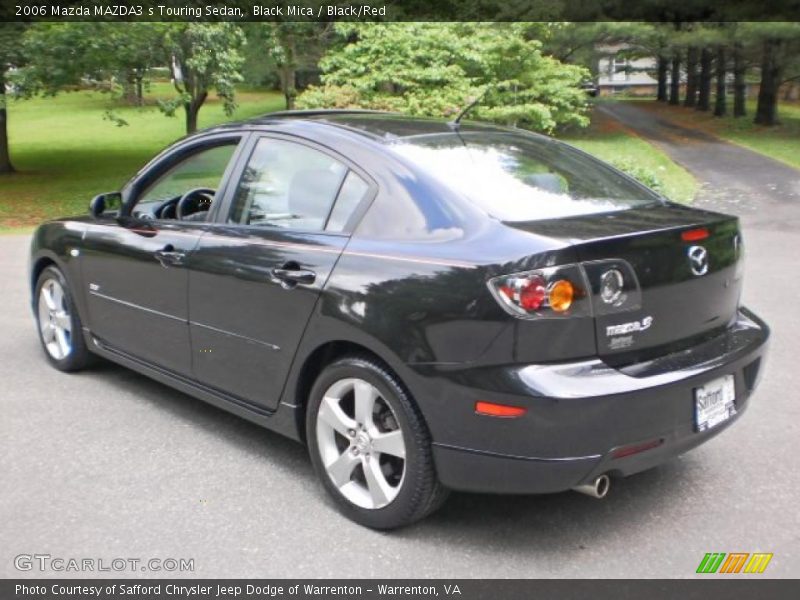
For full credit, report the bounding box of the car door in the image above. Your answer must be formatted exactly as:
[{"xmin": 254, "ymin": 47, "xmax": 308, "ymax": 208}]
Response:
[
  {"xmin": 187, "ymin": 134, "xmax": 375, "ymax": 411},
  {"xmin": 81, "ymin": 134, "xmax": 246, "ymax": 375}
]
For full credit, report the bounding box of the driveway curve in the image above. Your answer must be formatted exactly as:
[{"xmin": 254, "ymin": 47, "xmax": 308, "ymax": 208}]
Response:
[{"xmin": 600, "ymin": 102, "xmax": 800, "ymax": 232}]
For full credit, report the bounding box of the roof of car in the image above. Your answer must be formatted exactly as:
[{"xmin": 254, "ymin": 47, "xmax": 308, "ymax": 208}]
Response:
[{"xmin": 239, "ymin": 109, "xmax": 510, "ymax": 142}]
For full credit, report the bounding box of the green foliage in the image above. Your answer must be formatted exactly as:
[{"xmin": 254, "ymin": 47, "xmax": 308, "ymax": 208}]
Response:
[
  {"xmin": 240, "ymin": 24, "xmax": 280, "ymax": 87},
  {"xmin": 12, "ymin": 23, "xmax": 246, "ymax": 133},
  {"xmin": 163, "ymin": 23, "xmax": 246, "ymax": 121},
  {"xmin": 258, "ymin": 22, "xmax": 332, "ymax": 108},
  {"xmin": 0, "ymin": 23, "xmax": 26, "ymax": 73},
  {"xmin": 11, "ymin": 23, "xmax": 93, "ymax": 96},
  {"xmin": 534, "ymin": 22, "xmax": 643, "ymax": 71},
  {"xmin": 12, "ymin": 23, "xmax": 165, "ymax": 108},
  {"xmin": 298, "ymin": 23, "xmax": 590, "ymax": 132},
  {"xmin": 607, "ymin": 158, "xmax": 665, "ymax": 195}
]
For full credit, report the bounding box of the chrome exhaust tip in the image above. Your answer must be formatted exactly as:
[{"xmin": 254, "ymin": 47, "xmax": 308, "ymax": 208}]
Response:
[{"xmin": 572, "ymin": 474, "xmax": 610, "ymax": 499}]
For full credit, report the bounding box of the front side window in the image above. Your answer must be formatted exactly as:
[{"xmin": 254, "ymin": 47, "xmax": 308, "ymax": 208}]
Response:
[
  {"xmin": 137, "ymin": 143, "xmax": 238, "ymax": 205},
  {"xmin": 229, "ymin": 138, "xmax": 351, "ymax": 231}
]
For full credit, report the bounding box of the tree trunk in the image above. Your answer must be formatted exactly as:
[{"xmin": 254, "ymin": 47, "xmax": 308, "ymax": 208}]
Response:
[
  {"xmin": 280, "ymin": 33, "xmax": 298, "ymax": 111},
  {"xmin": 281, "ymin": 65, "xmax": 297, "ymax": 110},
  {"xmin": 755, "ymin": 39, "xmax": 782, "ymax": 126},
  {"xmin": 669, "ymin": 53, "xmax": 681, "ymax": 105},
  {"xmin": 135, "ymin": 76, "xmax": 144, "ymax": 106},
  {"xmin": 697, "ymin": 47, "xmax": 713, "ymax": 111},
  {"xmin": 121, "ymin": 78, "xmax": 138, "ymax": 105},
  {"xmin": 714, "ymin": 45, "xmax": 727, "ymax": 117},
  {"xmin": 733, "ymin": 42, "xmax": 747, "ymax": 117},
  {"xmin": 684, "ymin": 46, "xmax": 698, "ymax": 107},
  {"xmin": 184, "ymin": 90, "xmax": 208, "ymax": 134},
  {"xmin": 656, "ymin": 54, "xmax": 668, "ymax": 102},
  {"xmin": 184, "ymin": 103, "xmax": 197, "ymax": 134},
  {"xmin": 0, "ymin": 70, "xmax": 14, "ymax": 174}
]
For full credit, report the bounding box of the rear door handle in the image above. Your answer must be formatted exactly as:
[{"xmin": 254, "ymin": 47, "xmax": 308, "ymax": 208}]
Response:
[
  {"xmin": 271, "ymin": 267, "xmax": 316, "ymax": 286},
  {"xmin": 154, "ymin": 244, "xmax": 185, "ymax": 267}
]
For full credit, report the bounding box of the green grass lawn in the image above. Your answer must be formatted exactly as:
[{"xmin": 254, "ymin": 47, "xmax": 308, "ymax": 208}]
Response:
[
  {"xmin": 0, "ymin": 82, "xmax": 284, "ymax": 229},
  {"xmin": 628, "ymin": 99, "xmax": 800, "ymax": 171},
  {"xmin": 558, "ymin": 108, "xmax": 698, "ymax": 204}
]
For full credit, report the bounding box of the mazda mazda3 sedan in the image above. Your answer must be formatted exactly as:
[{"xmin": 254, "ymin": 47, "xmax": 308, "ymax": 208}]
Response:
[{"xmin": 29, "ymin": 110, "xmax": 769, "ymax": 529}]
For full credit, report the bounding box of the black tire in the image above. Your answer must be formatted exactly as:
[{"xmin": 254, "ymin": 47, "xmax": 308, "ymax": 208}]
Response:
[
  {"xmin": 34, "ymin": 265, "xmax": 92, "ymax": 372},
  {"xmin": 306, "ymin": 355, "xmax": 449, "ymax": 529}
]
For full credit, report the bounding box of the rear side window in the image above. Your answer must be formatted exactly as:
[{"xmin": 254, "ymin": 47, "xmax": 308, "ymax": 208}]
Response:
[
  {"xmin": 229, "ymin": 138, "xmax": 347, "ymax": 230},
  {"xmin": 326, "ymin": 171, "xmax": 370, "ymax": 232},
  {"xmin": 390, "ymin": 132, "xmax": 662, "ymax": 221}
]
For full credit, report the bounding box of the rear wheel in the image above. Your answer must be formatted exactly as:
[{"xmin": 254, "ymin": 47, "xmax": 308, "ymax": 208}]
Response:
[
  {"xmin": 35, "ymin": 266, "xmax": 92, "ymax": 372},
  {"xmin": 306, "ymin": 355, "xmax": 448, "ymax": 529}
]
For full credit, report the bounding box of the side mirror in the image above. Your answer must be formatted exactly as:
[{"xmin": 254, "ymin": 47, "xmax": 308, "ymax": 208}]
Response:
[{"xmin": 89, "ymin": 192, "xmax": 122, "ymax": 218}]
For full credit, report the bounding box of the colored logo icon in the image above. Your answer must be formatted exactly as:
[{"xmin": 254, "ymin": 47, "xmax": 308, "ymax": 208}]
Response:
[{"xmin": 696, "ymin": 552, "xmax": 773, "ymax": 574}]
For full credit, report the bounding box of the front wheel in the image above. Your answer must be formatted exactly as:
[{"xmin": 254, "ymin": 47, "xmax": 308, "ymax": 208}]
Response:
[
  {"xmin": 306, "ymin": 355, "xmax": 448, "ymax": 529},
  {"xmin": 35, "ymin": 265, "xmax": 92, "ymax": 372}
]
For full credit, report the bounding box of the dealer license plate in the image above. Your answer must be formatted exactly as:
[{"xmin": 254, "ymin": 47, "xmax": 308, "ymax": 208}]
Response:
[{"xmin": 694, "ymin": 375, "xmax": 736, "ymax": 432}]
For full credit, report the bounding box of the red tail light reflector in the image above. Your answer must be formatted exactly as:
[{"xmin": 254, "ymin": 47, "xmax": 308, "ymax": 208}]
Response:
[
  {"xmin": 681, "ymin": 228, "xmax": 709, "ymax": 242},
  {"xmin": 475, "ymin": 401, "xmax": 527, "ymax": 418},
  {"xmin": 518, "ymin": 276, "xmax": 546, "ymax": 311},
  {"xmin": 612, "ymin": 438, "xmax": 664, "ymax": 459}
]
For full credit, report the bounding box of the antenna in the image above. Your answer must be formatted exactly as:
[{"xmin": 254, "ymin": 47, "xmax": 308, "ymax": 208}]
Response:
[{"xmin": 448, "ymin": 94, "xmax": 483, "ymax": 130}]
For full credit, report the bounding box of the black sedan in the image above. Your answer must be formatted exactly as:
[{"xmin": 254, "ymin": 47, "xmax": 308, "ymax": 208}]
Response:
[{"xmin": 29, "ymin": 110, "xmax": 769, "ymax": 529}]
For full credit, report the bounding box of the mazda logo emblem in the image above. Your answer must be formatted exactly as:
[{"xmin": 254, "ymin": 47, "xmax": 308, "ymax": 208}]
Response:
[{"xmin": 688, "ymin": 245, "xmax": 709, "ymax": 276}]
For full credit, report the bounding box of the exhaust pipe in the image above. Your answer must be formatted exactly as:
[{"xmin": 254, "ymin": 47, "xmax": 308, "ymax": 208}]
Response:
[{"xmin": 572, "ymin": 474, "xmax": 610, "ymax": 499}]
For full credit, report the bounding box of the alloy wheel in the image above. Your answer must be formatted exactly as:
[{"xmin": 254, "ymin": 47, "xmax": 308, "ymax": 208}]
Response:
[
  {"xmin": 315, "ymin": 377, "xmax": 406, "ymax": 509},
  {"xmin": 38, "ymin": 278, "xmax": 72, "ymax": 360}
]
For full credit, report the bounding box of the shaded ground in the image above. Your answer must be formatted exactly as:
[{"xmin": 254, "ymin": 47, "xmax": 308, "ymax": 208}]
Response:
[{"xmin": 627, "ymin": 99, "xmax": 800, "ymax": 171}]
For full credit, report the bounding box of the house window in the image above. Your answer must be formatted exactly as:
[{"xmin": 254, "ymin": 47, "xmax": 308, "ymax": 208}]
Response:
[{"xmin": 611, "ymin": 56, "xmax": 629, "ymax": 82}]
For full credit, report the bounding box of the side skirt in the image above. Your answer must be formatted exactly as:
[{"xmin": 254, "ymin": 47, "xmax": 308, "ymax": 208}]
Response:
[{"xmin": 86, "ymin": 330, "xmax": 303, "ymax": 443}]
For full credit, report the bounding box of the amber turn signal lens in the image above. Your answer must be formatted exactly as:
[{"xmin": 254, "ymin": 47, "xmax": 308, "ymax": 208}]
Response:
[{"xmin": 548, "ymin": 279, "xmax": 574, "ymax": 312}]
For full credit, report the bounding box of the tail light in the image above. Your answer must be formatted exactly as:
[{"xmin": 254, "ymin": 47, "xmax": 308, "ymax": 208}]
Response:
[
  {"xmin": 488, "ymin": 260, "xmax": 642, "ymax": 319},
  {"xmin": 487, "ymin": 265, "xmax": 591, "ymax": 319}
]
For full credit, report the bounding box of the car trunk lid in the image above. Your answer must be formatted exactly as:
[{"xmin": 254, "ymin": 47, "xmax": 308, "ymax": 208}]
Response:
[{"xmin": 508, "ymin": 203, "xmax": 743, "ymax": 363}]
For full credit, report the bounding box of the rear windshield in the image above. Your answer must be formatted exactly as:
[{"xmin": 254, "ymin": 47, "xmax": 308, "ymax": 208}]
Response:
[{"xmin": 390, "ymin": 132, "xmax": 662, "ymax": 221}]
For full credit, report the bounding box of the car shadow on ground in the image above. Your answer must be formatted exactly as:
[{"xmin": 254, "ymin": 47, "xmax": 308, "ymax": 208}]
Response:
[
  {"xmin": 83, "ymin": 358, "xmax": 312, "ymax": 469},
  {"xmin": 409, "ymin": 463, "xmax": 686, "ymax": 550},
  {"xmin": 81, "ymin": 357, "xmax": 692, "ymax": 549}
]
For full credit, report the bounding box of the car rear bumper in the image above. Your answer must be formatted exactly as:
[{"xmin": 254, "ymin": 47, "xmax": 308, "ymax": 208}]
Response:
[{"xmin": 421, "ymin": 307, "xmax": 769, "ymax": 494}]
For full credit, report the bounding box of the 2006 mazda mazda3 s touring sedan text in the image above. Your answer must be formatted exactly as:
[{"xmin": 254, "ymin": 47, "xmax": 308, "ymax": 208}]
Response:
[{"xmin": 29, "ymin": 111, "xmax": 769, "ymax": 529}]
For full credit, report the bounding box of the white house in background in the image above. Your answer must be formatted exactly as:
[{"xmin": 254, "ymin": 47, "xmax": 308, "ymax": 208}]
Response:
[{"xmin": 596, "ymin": 44, "xmax": 658, "ymax": 96}]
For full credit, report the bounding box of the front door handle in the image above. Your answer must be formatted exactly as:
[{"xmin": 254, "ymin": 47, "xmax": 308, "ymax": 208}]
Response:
[
  {"xmin": 154, "ymin": 244, "xmax": 185, "ymax": 267},
  {"xmin": 271, "ymin": 266, "xmax": 316, "ymax": 286}
]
